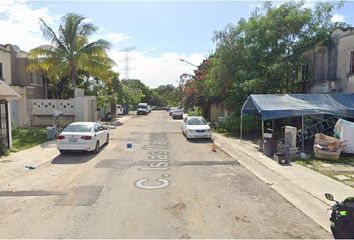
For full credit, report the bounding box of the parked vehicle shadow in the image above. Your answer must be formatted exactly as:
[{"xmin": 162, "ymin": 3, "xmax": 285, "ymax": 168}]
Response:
[
  {"xmin": 51, "ymin": 152, "xmax": 96, "ymax": 164},
  {"xmin": 187, "ymin": 138, "xmax": 213, "ymax": 144}
]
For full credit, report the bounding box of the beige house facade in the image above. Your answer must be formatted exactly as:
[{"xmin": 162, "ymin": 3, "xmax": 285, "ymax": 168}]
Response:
[
  {"xmin": 1, "ymin": 44, "xmax": 97, "ymax": 128},
  {"xmin": 0, "ymin": 45, "xmax": 21, "ymax": 154},
  {"xmin": 0, "ymin": 44, "xmax": 48, "ymax": 127},
  {"xmin": 303, "ymin": 28, "xmax": 354, "ymax": 94}
]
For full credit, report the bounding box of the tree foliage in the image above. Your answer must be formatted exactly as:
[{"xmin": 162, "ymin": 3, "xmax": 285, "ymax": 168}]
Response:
[
  {"xmin": 184, "ymin": 1, "xmax": 347, "ymax": 118},
  {"xmin": 27, "ymin": 13, "xmax": 114, "ymax": 98}
]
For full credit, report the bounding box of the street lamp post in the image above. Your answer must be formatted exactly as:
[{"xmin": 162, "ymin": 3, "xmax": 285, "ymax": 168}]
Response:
[
  {"xmin": 179, "ymin": 58, "xmax": 198, "ymax": 67},
  {"xmin": 179, "ymin": 59, "xmax": 198, "ymax": 107}
]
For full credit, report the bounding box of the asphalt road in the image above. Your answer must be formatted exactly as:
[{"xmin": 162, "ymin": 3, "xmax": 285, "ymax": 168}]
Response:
[{"xmin": 0, "ymin": 111, "xmax": 331, "ymax": 238}]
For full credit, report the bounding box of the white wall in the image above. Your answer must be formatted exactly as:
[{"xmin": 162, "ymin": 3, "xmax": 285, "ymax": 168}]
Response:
[{"xmin": 10, "ymin": 86, "xmax": 30, "ymax": 127}]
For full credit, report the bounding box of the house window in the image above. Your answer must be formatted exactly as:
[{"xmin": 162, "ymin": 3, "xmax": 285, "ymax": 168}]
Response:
[
  {"xmin": 351, "ymin": 51, "xmax": 354, "ymax": 74},
  {"xmin": 0, "ymin": 63, "xmax": 3, "ymax": 80},
  {"xmin": 30, "ymin": 72, "xmax": 44, "ymax": 86}
]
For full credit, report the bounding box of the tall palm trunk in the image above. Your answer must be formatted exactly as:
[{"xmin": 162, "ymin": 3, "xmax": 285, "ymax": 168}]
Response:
[{"xmin": 71, "ymin": 65, "xmax": 77, "ymax": 96}]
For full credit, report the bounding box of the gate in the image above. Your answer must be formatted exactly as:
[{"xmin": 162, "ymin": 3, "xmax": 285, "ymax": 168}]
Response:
[{"xmin": 0, "ymin": 100, "xmax": 10, "ymax": 156}]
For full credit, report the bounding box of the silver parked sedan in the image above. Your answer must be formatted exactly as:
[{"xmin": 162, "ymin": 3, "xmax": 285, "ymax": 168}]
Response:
[{"xmin": 172, "ymin": 109, "xmax": 184, "ymax": 119}]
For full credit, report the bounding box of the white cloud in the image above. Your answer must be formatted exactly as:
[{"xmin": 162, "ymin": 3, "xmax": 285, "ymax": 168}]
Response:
[
  {"xmin": 249, "ymin": 3, "xmax": 262, "ymax": 9},
  {"xmin": 103, "ymin": 32, "xmax": 131, "ymax": 43},
  {"xmin": 0, "ymin": 1, "xmax": 206, "ymax": 88},
  {"xmin": 302, "ymin": 2, "xmax": 316, "ymax": 9},
  {"xmin": 0, "ymin": 0, "xmax": 59, "ymax": 51},
  {"xmin": 331, "ymin": 14, "xmax": 345, "ymax": 23},
  {"xmin": 109, "ymin": 49, "xmax": 205, "ymax": 88}
]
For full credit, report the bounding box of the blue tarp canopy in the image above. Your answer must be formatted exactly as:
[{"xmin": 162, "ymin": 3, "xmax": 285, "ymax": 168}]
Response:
[{"xmin": 241, "ymin": 93, "xmax": 354, "ymax": 120}]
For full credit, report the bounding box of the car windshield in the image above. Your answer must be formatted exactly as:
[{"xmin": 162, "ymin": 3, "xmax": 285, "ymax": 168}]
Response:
[
  {"xmin": 188, "ymin": 118, "xmax": 207, "ymax": 125},
  {"xmin": 63, "ymin": 124, "xmax": 92, "ymax": 133}
]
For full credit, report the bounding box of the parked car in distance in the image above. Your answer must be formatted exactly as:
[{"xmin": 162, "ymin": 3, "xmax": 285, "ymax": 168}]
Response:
[
  {"xmin": 57, "ymin": 122, "xmax": 109, "ymax": 154},
  {"xmin": 182, "ymin": 116, "xmax": 212, "ymax": 140},
  {"xmin": 137, "ymin": 103, "xmax": 149, "ymax": 115},
  {"xmin": 169, "ymin": 107, "xmax": 176, "ymax": 116},
  {"xmin": 172, "ymin": 109, "xmax": 184, "ymax": 119}
]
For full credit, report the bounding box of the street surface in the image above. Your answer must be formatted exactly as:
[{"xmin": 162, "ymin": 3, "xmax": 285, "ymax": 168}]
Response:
[{"xmin": 0, "ymin": 111, "xmax": 331, "ymax": 238}]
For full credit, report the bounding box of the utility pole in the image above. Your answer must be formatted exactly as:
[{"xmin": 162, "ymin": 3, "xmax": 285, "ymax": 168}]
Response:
[{"xmin": 120, "ymin": 46, "xmax": 136, "ymax": 80}]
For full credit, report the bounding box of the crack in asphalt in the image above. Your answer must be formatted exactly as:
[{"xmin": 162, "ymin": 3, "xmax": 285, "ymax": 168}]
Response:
[
  {"xmin": 0, "ymin": 191, "xmax": 65, "ymax": 197},
  {"xmin": 95, "ymin": 159, "xmax": 239, "ymax": 169}
]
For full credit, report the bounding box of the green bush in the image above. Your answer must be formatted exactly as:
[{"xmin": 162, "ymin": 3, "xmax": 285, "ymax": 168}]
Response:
[
  {"xmin": 217, "ymin": 114, "xmax": 261, "ymax": 138},
  {"xmin": 187, "ymin": 107, "xmax": 203, "ymax": 116}
]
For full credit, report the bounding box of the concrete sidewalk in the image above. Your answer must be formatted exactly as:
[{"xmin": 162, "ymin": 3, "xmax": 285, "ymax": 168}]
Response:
[{"xmin": 213, "ymin": 132, "xmax": 354, "ymax": 233}]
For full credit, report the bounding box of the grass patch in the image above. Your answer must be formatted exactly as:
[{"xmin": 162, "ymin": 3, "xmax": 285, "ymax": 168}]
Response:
[
  {"xmin": 11, "ymin": 127, "xmax": 47, "ymax": 152},
  {"xmin": 294, "ymin": 155, "xmax": 354, "ymax": 166}
]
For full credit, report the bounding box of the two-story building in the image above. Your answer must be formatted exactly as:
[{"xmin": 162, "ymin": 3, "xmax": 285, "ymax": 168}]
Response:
[
  {"xmin": 302, "ymin": 27, "xmax": 354, "ymax": 94},
  {"xmin": 0, "ymin": 44, "xmax": 48, "ymax": 127},
  {"xmin": 0, "ymin": 45, "xmax": 21, "ymax": 155}
]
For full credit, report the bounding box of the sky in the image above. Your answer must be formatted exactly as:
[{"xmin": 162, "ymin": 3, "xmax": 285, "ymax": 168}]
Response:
[{"xmin": 1, "ymin": 0, "xmax": 354, "ymax": 88}]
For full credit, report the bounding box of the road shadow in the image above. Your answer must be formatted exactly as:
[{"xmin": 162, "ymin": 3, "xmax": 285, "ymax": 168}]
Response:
[
  {"xmin": 187, "ymin": 138, "xmax": 213, "ymax": 144},
  {"xmin": 51, "ymin": 151, "xmax": 96, "ymax": 164}
]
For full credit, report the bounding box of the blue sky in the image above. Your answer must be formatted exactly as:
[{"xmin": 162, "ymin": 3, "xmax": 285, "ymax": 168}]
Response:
[{"xmin": 1, "ymin": 1, "xmax": 354, "ymax": 87}]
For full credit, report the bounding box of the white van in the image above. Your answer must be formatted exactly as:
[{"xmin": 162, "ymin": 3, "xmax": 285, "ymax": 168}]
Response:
[{"xmin": 137, "ymin": 103, "xmax": 148, "ymax": 115}]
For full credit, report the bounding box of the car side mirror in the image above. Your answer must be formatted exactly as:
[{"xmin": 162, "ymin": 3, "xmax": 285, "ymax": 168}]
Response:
[
  {"xmin": 325, "ymin": 193, "xmax": 335, "ymax": 201},
  {"xmin": 208, "ymin": 122, "xmax": 211, "ymax": 125}
]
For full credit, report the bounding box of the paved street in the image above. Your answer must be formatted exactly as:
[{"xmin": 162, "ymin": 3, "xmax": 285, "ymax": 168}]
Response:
[{"xmin": 0, "ymin": 111, "xmax": 330, "ymax": 238}]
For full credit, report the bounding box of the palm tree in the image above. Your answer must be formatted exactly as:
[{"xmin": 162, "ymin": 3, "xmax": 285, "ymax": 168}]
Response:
[{"xmin": 28, "ymin": 13, "xmax": 114, "ymax": 97}]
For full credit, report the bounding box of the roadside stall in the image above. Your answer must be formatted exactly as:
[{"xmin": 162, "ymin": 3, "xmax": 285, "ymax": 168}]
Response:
[{"xmin": 240, "ymin": 93, "xmax": 354, "ymax": 162}]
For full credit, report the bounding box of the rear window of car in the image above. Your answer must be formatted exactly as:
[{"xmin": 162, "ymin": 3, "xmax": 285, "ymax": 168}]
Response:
[
  {"xmin": 188, "ymin": 118, "xmax": 207, "ymax": 125},
  {"xmin": 63, "ymin": 124, "xmax": 92, "ymax": 132}
]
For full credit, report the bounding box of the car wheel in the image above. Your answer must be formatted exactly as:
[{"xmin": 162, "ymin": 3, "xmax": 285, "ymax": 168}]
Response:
[
  {"xmin": 106, "ymin": 134, "xmax": 109, "ymax": 145},
  {"xmin": 93, "ymin": 141, "xmax": 100, "ymax": 154}
]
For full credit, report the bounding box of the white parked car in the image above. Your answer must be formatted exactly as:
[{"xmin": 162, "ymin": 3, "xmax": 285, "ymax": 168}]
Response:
[
  {"xmin": 182, "ymin": 116, "xmax": 212, "ymax": 140},
  {"xmin": 57, "ymin": 122, "xmax": 109, "ymax": 154}
]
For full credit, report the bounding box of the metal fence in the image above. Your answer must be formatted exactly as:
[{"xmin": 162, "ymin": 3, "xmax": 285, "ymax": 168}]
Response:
[{"xmin": 0, "ymin": 100, "xmax": 10, "ymax": 156}]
